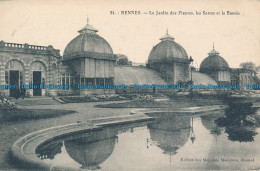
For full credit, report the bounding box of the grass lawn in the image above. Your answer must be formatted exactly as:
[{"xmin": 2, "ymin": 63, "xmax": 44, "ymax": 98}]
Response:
[{"xmin": 0, "ymin": 109, "xmax": 76, "ymax": 122}]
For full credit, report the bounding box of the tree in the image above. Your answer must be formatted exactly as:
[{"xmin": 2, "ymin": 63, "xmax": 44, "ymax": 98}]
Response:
[
  {"xmin": 239, "ymin": 62, "xmax": 256, "ymax": 71},
  {"xmin": 118, "ymin": 58, "xmax": 129, "ymax": 65},
  {"xmin": 115, "ymin": 54, "xmax": 130, "ymax": 66}
]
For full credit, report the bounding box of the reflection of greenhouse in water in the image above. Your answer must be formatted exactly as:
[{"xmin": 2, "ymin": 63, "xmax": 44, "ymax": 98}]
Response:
[
  {"xmin": 148, "ymin": 115, "xmax": 191, "ymax": 155},
  {"xmin": 35, "ymin": 112, "xmax": 260, "ymax": 171},
  {"xmin": 64, "ymin": 128, "xmax": 118, "ymax": 170},
  {"xmin": 65, "ymin": 138, "xmax": 116, "ymax": 170}
]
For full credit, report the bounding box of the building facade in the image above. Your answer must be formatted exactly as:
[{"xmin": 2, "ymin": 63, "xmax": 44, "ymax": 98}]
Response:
[
  {"xmin": 0, "ymin": 41, "xmax": 61, "ymax": 97},
  {"xmin": 200, "ymin": 47, "xmax": 231, "ymax": 85},
  {"xmin": 0, "ymin": 20, "xmax": 257, "ymax": 97},
  {"xmin": 147, "ymin": 30, "xmax": 190, "ymax": 84},
  {"xmin": 199, "ymin": 46, "xmax": 256, "ymax": 89},
  {"xmin": 62, "ymin": 20, "xmax": 116, "ymax": 96},
  {"xmin": 230, "ymin": 68, "xmax": 255, "ymax": 89}
]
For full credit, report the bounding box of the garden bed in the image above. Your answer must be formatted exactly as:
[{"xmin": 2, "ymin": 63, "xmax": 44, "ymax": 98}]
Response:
[
  {"xmin": 96, "ymin": 96, "xmax": 224, "ymax": 108},
  {"xmin": 59, "ymin": 94, "xmax": 129, "ymax": 103}
]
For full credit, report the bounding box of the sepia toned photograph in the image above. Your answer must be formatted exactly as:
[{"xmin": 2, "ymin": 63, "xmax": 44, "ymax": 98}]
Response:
[{"xmin": 0, "ymin": 0, "xmax": 260, "ymax": 170}]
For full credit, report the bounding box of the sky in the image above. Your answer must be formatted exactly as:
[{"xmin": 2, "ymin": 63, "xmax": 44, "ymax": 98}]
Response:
[{"xmin": 0, "ymin": 0, "xmax": 260, "ymax": 68}]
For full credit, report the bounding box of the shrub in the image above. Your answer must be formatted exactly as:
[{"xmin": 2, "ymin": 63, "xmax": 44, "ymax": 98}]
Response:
[
  {"xmin": 0, "ymin": 96, "xmax": 16, "ymax": 111},
  {"xmin": 133, "ymin": 94, "xmax": 154, "ymax": 102}
]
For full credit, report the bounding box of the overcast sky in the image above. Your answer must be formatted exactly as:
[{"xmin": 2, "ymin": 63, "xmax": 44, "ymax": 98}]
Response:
[{"xmin": 0, "ymin": 0, "xmax": 259, "ymax": 68}]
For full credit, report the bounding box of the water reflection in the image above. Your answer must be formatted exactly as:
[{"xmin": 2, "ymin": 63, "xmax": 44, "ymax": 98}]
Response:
[
  {"xmin": 36, "ymin": 141, "xmax": 63, "ymax": 160},
  {"xmin": 201, "ymin": 113, "xmax": 224, "ymax": 137},
  {"xmin": 65, "ymin": 128, "xmax": 119, "ymax": 170},
  {"xmin": 215, "ymin": 104, "xmax": 259, "ymax": 142},
  {"xmin": 36, "ymin": 108, "xmax": 260, "ymax": 170},
  {"xmin": 36, "ymin": 123, "xmax": 150, "ymax": 170},
  {"xmin": 224, "ymin": 126, "xmax": 257, "ymax": 142},
  {"xmin": 65, "ymin": 138, "xmax": 116, "ymax": 170},
  {"xmin": 190, "ymin": 117, "xmax": 196, "ymax": 143},
  {"xmin": 199, "ymin": 106, "xmax": 260, "ymax": 170},
  {"xmin": 148, "ymin": 114, "xmax": 191, "ymax": 155}
]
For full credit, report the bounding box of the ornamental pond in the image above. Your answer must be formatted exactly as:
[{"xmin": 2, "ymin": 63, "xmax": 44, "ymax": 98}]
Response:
[{"xmin": 36, "ymin": 106, "xmax": 260, "ymax": 170}]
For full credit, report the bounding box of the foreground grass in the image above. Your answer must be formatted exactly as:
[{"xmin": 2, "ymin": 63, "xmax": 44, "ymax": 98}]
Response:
[{"xmin": 0, "ymin": 109, "xmax": 76, "ymax": 122}]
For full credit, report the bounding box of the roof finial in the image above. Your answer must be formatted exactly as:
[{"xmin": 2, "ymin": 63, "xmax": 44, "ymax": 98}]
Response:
[
  {"xmin": 160, "ymin": 28, "xmax": 174, "ymax": 41},
  {"xmin": 208, "ymin": 41, "xmax": 220, "ymax": 56},
  {"xmin": 78, "ymin": 16, "xmax": 98, "ymax": 34}
]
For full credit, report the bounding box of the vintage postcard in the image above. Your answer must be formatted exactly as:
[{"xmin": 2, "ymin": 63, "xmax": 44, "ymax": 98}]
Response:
[{"xmin": 0, "ymin": 0, "xmax": 260, "ymax": 170}]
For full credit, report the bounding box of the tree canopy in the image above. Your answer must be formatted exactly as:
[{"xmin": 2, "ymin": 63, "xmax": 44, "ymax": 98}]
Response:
[{"xmin": 239, "ymin": 62, "xmax": 256, "ymax": 71}]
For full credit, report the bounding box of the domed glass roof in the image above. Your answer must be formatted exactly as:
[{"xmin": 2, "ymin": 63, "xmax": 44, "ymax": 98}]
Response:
[
  {"xmin": 148, "ymin": 30, "xmax": 188, "ymax": 64},
  {"xmin": 63, "ymin": 19, "xmax": 114, "ymax": 61},
  {"xmin": 200, "ymin": 47, "xmax": 229, "ymax": 72}
]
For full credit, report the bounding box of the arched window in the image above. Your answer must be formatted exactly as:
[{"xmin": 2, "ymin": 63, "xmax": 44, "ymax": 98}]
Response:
[{"xmin": 5, "ymin": 60, "xmax": 24, "ymax": 87}]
